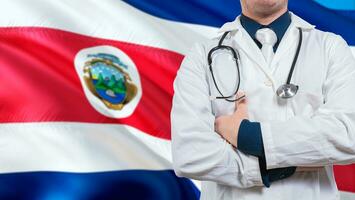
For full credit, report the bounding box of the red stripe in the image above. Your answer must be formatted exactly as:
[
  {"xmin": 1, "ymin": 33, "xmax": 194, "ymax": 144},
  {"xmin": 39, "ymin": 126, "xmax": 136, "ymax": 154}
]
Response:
[
  {"xmin": 0, "ymin": 27, "xmax": 183, "ymax": 140},
  {"xmin": 334, "ymin": 164, "xmax": 355, "ymax": 193}
]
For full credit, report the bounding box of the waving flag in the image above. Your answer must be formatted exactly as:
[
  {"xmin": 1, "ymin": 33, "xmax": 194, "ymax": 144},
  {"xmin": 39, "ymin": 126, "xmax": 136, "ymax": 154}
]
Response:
[{"xmin": 0, "ymin": 0, "xmax": 354, "ymax": 199}]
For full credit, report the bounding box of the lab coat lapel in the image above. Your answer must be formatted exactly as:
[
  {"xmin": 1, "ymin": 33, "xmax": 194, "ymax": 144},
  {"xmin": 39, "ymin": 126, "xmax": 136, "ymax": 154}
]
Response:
[
  {"xmin": 219, "ymin": 17, "xmax": 274, "ymax": 80},
  {"xmin": 270, "ymin": 13, "xmax": 315, "ymax": 70},
  {"xmin": 217, "ymin": 13, "xmax": 315, "ymax": 86},
  {"xmin": 235, "ymin": 29, "xmax": 272, "ymax": 75},
  {"xmin": 270, "ymin": 25, "xmax": 298, "ymax": 71}
]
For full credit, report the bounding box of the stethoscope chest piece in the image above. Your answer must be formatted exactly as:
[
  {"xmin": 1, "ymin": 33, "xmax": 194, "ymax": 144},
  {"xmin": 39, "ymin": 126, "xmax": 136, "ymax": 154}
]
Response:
[{"xmin": 276, "ymin": 84, "xmax": 299, "ymax": 99}]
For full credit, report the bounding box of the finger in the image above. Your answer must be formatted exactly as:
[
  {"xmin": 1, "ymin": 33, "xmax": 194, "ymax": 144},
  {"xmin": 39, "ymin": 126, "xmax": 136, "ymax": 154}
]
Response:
[
  {"xmin": 235, "ymin": 91, "xmax": 246, "ymax": 102},
  {"xmin": 236, "ymin": 93, "xmax": 247, "ymax": 111},
  {"xmin": 234, "ymin": 91, "xmax": 246, "ymax": 109}
]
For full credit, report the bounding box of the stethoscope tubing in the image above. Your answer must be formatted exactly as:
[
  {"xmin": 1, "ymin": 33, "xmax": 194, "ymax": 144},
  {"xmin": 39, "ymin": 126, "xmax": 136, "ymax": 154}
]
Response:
[{"xmin": 208, "ymin": 27, "xmax": 303, "ymax": 101}]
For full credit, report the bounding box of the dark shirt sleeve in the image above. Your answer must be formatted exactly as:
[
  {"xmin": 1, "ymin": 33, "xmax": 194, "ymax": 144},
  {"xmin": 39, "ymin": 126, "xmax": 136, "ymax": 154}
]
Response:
[{"xmin": 237, "ymin": 119, "xmax": 297, "ymax": 187}]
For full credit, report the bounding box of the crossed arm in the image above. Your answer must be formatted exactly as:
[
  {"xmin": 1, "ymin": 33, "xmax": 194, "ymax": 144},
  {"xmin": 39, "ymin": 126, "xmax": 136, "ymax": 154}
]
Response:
[
  {"xmin": 171, "ymin": 35, "xmax": 355, "ymax": 188},
  {"xmin": 214, "ymin": 92, "xmax": 322, "ymax": 186}
]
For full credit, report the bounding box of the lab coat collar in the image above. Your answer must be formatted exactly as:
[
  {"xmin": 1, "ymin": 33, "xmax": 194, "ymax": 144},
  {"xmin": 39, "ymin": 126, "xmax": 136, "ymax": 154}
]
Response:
[
  {"xmin": 218, "ymin": 12, "xmax": 315, "ymax": 33},
  {"xmin": 215, "ymin": 12, "xmax": 315, "ymax": 90}
]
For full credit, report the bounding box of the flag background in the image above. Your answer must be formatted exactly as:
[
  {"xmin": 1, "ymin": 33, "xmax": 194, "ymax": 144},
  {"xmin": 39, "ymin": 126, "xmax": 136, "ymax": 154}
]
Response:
[{"xmin": 0, "ymin": 0, "xmax": 354, "ymax": 199}]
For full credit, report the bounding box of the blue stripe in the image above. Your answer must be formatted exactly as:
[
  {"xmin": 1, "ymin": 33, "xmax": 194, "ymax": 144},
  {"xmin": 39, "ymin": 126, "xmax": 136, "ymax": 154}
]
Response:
[
  {"xmin": 0, "ymin": 170, "xmax": 200, "ymax": 200},
  {"xmin": 123, "ymin": 0, "xmax": 355, "ymax": 45},
  {"xmin": 290, "ymin": 0, "xmax": 355, "ymax": 45},
  {"xmin": 122, "ymin": 0, "xmax": 241, "ymax": 28},
  {"xmin": 313, "ymin": 0, "xmax": 355, "ymax": 10}
]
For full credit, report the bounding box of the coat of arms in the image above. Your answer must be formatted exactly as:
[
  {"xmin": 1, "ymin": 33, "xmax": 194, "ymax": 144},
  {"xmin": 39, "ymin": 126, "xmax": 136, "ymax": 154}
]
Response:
[
  {"xmin": 75, "ymin": 45, "xmax": 142, "ymax": 118},
  {"xmin": 83, "ymin": 53, "xmax": 138, "ymax": 110}
]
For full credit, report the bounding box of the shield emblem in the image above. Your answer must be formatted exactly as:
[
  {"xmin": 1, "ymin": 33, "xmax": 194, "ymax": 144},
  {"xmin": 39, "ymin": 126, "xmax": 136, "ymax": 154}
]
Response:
[{"xmin": 74, "ymin": 46, "xmax": 142, "ymax": 118}]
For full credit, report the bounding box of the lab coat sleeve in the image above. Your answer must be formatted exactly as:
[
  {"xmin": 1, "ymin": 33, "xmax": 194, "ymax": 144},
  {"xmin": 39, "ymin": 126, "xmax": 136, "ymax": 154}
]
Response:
[
  {"xmin": 261, "ymin": 34, "xmax": 355, "ymax": 169},
  {"xmin": 171, "ymin": 42, "xmax": 264, "ymax": 188}
]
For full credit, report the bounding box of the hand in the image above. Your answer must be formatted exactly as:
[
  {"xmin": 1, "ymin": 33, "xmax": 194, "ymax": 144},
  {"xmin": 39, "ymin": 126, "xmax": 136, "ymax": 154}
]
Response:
[{"xmin": 214, "ymin": 91, "xmax": 248, "ymax": 148}]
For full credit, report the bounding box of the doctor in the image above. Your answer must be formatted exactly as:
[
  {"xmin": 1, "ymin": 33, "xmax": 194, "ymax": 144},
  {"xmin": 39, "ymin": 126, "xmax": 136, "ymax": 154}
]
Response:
[{"xmin": 171, "ymin": 0, "xmax": 355, "ymax": 199}]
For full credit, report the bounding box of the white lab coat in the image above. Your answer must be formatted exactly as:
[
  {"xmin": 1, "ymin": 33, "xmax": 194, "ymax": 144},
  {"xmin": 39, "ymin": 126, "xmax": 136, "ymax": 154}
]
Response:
[{"xmin": 170, "ymin": 12, "xmax": 355, "ymax": 200}]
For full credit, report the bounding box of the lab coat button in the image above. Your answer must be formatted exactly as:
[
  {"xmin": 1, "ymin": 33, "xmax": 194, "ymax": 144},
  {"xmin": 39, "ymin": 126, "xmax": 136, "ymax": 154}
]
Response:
[{"xmin": 264, "ymin": 80, "xmax": 273, "ymax": 87}]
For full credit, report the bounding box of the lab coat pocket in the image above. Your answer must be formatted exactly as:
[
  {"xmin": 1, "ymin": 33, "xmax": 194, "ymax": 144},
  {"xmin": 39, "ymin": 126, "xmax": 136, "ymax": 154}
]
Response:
[{"xmin": 287, "ymin": 89, "xmax": 324, "ymax": 117}]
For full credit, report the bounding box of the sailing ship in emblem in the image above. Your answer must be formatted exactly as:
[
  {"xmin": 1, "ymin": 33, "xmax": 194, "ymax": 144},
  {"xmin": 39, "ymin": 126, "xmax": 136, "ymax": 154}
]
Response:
[{"xmin": 83, "ymin": 53, "xmax": 138, "ymax": 110}]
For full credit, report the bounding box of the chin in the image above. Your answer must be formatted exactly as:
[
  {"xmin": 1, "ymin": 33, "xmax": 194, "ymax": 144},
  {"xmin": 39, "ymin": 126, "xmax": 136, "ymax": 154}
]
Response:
[{"xmin": 254, "ymin": 0, "xmax": 286, "ymax": 16}]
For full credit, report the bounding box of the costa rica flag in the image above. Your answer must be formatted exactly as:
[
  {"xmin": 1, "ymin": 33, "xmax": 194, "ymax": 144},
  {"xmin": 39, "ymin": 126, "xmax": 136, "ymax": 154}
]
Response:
[{"xmin": 0, "ymin": 0, "xmax": 354, "ymax": 199}]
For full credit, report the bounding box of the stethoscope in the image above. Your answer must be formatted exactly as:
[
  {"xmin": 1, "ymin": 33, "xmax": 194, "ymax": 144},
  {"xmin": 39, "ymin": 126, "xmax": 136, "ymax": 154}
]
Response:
[{"xmin": 207, "ymin": 27, "xmax": 303, "ymax": 102}]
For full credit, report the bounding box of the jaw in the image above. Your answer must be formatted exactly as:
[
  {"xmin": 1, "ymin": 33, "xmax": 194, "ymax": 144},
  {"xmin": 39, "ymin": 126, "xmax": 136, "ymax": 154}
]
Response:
[
  {"xmin": 253, "ymin": 0, "xmax": 286, "ymax": 15},
  {"xmin": 241, "ymin": 0, "xmax": 288, "ymax": 24}
]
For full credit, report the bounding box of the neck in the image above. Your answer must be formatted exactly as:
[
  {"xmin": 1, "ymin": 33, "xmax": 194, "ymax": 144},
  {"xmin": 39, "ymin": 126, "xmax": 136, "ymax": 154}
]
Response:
[{"xmin": 242, "ymin": 8, "xmax": 288, "ymax": 25}]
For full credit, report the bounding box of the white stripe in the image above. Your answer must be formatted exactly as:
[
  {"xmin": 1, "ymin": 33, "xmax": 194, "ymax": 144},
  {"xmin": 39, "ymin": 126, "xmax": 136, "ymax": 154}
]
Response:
[
  {"xmin": 0, "ymin": 122, "xmax": 172, "ymax": 173},
  {"xmin": 340, "ymin": 191, "xmax": 355, "ymax": 200},
  {"xmin": 0, "ymin": 1, "xmax": 353, "ymax": 57},
  {"xmin": 351, "ymin": 47, "xmax": 355, "ymax": 57},
  {"xmin": 0, "ymin": 0, "xmax": 217, "ymax": 55},
  {"xmin": 191, "ymin": 180, "xmax": 201, "ymax": 190}
]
